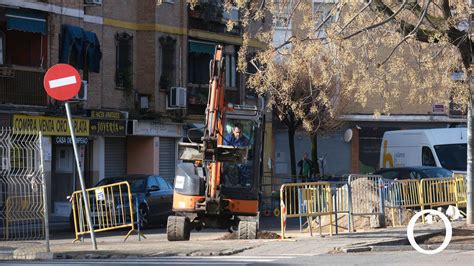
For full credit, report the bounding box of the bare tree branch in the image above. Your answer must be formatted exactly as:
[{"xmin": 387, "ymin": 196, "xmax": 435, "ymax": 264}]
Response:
[
  {"xmin": 441, "ymin": 0, "xmax": 451, "ymax": 19},
  {"xmin": 315, "ymin": 3, "xmax": 345, "ymax": 32},
  {"xmin": 378, "ymin": 0, "xmax": 432, "ymax": 67},
  {"xmin": 343, "ymin": 0, "xmax": 407, "ymax": 40},
  {"xmin": 338, "ymin": 0, "xmax": 373, "ymax": 34}
]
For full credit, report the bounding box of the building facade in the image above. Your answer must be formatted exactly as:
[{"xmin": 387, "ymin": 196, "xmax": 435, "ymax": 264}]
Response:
[{"xmin": 0, "ymin": 0, "xmax": 262, "ymax": 222}]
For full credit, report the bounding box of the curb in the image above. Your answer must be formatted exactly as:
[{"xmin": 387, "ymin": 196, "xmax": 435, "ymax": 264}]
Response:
[
  {"xmin": 371, "ymin": 243, "xmax": 474, "ymax": 252},
  {"xmin": 341, "ymin": 230, "xmax": 446, "ymax": 253},
  {"xmin": 341, "ymin": 246, "xmax": 372, "ymax": 253}
]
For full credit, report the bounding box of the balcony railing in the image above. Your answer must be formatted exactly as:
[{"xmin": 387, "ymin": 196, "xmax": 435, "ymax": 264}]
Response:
[
  {"xmin": 188, "ymin": 3, "xmax": 241, "ymax": 36},
  {"xmin": 0, "ymin": 65, "xmax": 47, "ymax": 106}
]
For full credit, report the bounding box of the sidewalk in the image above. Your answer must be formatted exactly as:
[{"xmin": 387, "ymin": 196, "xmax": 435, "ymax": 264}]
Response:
[{"xmin": 1, "ymin": 217, "xmax": 462, "ymax": 260}]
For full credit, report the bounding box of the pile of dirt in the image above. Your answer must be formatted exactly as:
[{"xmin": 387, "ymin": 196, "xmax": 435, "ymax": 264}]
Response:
[
  {"xmin": 257, "ymin": 231, "xmax": 280, "ymax": 239},
  {"xmin": 306, "ymin": 207, "xmax": 418, "ymax": 233},
  {"xmin": 216, "ymin": 231, "xmax": 280, "ymax": 240},
  {"xmin": 304, "ymin": 177, "xmax": 418, "ymax": 233},
  {"xmin": 350, "ymin": 178, "xmax": 380, "ymax": 214},
  {"xmin": 304, "ymin": 178, "xmax": 383, "ymax": 233},
  {"xmin": 423, "ymin": 226, "xmax": 474, "ymax": 244},
  {"xmin": 217, "ymin": 232, "xmax": 237, "ymax": 240},
  {"xmin": 385, "ymin": 208, "xmax": 417, "ymax": 226},
  {"xmin": 307, "ymin": 213, "xmax": 367, "ymax": 234}
]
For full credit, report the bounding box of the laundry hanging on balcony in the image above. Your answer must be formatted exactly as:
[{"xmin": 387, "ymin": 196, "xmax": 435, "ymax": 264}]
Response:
[
  {"xmin": 60, "ymin": 25, "xmax": 102, "ymax": 73},
  {"xmin": 6, "ymin": 9, "xmax": 46, "ymax": 34},
  {"xmin": 84, "ymin": 31, "xmax": 102, "ymax": 73}
]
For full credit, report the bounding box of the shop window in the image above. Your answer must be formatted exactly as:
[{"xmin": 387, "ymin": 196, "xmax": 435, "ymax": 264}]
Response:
[
  {"xmin": 422, "ymin": 146, "xmax": 436, "ymax": 166},
  {"xmin": 115, "ymin": 32, "xmax": 133, "ymax": 89},
  {"xmin": 159, "ymin": 36, "xmax": 176, "ymax": 90}
]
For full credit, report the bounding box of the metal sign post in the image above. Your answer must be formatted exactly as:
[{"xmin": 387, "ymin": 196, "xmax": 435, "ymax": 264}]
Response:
[
  {"xmin": 65, "ymin": 102, "xmax": 97, "ymax": 250},
  {"xmin": 43, "ymin": 63, "xmax": 96, "ymax": 250}
]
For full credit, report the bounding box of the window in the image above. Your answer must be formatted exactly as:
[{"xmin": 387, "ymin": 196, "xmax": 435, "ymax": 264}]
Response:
[
  {"xmin": 434, "ymin": 144, "xmax": 467, "ymax": 171},
  {"xmin": 420, "ymin": 168, "xmax": 453, "ymax": 178},
  {"xmin": 379, "ymin": 170, "xmax": 399, "ymax": 180},
  {"xmin": 225, "ymin": 53, "xmax": 237, "ymax": 89},
  {"xmin": 159, "ymin": 36, "xmax": 176, "ymax": 90},
  {"xmin": 115, "ymin": 32, "xmax": 133, "ymax": 89},
  {"xmin": 0, "ymin": 31, "xmax": 4, "ymax": 65},
  {"xmin": 129, "ymin": 178, "xmax": 146, "ymax": 193},
  {"xmin": 156, "ymin": 176, "xmax": 171, "ymax": 191},
  {"xmin": 313, "ymin": 2, "xmax": 335, "ymax": 29},
  {"xmin": 422, "ymin": 146, "xmax": 436, "ymax": 167},
  {"xmin": 188, "ymin": 53, "xmax": 211, "ymax": 85},
  {"xmin": 147, "ymin": 176, "xmax": 159, "ymax": 189},
  {"xmin": 409, "ymin": 171, "xmax": 422, "ymax": 180},
  {"xmin": 222, "ymin": 118, "xmax": 258, "ymax": 189},
  {"xmin": 273, "ymin": 1, "xmax": 291, "ymax": 28}
]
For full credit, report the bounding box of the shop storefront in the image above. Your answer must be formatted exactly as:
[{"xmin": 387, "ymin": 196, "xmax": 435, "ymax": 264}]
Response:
[
  {"xmin": 128, "ymin": 120, "xmax": 183, "ymax": 183},
  {"xmin": 12, "ymin": 114, "xmax": 90, "ymax": 218},
  {"xmin": 88, "ymin": 110, "xmax": 128, "ymax": 181}
]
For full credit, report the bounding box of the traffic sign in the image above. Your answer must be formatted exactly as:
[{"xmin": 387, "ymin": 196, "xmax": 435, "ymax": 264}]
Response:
[{"xmin": 43, "ymin": 64, "xmax": 81, "ymax": 101}]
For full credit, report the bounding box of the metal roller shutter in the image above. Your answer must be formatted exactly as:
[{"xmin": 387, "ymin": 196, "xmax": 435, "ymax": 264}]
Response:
[
  {"xmin": 105, "ymin": 137, "xmax": 127, "ymax": 178},
  {"xmin": 159, "ymin": 137, "xmax": 176, "ymax": 183}
]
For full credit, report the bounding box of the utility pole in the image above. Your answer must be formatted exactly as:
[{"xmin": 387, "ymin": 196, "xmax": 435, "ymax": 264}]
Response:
[
  {"xmin": 468, "ymin": 13, "xmax": 473, "ymax": 225},
  {"xmin": 468, "ymin": 75, "xmax": 473, "ymax": 225}
]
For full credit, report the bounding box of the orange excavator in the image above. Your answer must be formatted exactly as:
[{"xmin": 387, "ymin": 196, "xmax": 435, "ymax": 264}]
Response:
[{"xmin": 167, "ymin": 45, "xmax": 264, "ymax": 240}]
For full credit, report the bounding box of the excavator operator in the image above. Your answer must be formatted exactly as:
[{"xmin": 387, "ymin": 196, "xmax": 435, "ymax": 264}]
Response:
[
  {"xmin": 224, "ymin": 125, "xmax": 249, "ymax": 147},
  {"xmin": 222, "ymin": 124, "xmax": 252, "ymax": 187}
]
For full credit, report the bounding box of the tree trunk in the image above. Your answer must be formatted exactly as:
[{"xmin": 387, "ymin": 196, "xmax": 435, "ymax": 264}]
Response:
[
  {"xmin": 288, "ymin": 127, "xmax": 297, "ymax": 180},
  {"xmin": 468, "ymin": 97, "xmax": 473, "ymax": 224},
  {"xmin": 311, "ymin": 134, "xmax": 320, "ymax": 176}
]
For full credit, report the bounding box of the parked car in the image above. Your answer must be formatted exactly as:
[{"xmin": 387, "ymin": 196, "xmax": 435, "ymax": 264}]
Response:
[
  {"xmin": 373, "ymin": 166, "xmax": 453, "ymax": 180},
  {"xmin": 96, "ymin": 175, "xmax": 173, "ymax": 228},
  {"xmin": 69, "ymin": 175, "xmax": 173, "ymax": 230}
]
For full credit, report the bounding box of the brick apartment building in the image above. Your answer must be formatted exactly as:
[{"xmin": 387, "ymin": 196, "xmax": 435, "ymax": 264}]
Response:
[{"xmin": 0, "ymin": 0, "xmax": 264, "ymax": 222}]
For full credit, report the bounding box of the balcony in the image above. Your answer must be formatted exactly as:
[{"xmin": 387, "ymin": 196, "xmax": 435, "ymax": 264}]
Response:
[
  {"xmin": 188, "ymin": 3, "xmax": 241, "ymax": 36},
  {"xmin": 0, "ymin": 65, "xmax": 47, "ymax": 106}
]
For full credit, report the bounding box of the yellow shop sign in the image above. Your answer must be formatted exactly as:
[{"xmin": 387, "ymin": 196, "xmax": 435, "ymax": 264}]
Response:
[{"xmin": 13, "ymin": 115, "xmax": 89, "ymax": 136}]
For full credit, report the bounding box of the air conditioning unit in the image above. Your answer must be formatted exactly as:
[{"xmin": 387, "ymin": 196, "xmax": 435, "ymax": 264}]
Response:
[
  {"xmin": 73, "ymin": 80, "xmax": 88, "ymax": 101},
  {"xmin": 167, "ymin": 87, "xmax": 186, "ymax": 109},
  {"xmin": 84, "ymin": 0, "xmax": 102, "ymax": 5}
]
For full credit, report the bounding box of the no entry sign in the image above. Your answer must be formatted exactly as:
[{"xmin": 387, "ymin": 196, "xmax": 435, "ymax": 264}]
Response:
[{"xmin": 43, "ymin": 64, "xmax": 81, "ymax": 101}]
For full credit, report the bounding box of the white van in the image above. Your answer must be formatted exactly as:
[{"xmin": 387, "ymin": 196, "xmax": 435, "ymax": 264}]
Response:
[{"xmin": 379, "ymin": 128, "xmax": 467, "ymax": 173}]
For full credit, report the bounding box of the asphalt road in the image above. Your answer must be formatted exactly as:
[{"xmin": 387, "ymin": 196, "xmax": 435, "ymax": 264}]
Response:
[{"xmin": 3, "ymin": 250, "xmax": 474, "ymax": 265}]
